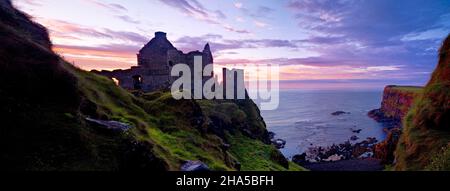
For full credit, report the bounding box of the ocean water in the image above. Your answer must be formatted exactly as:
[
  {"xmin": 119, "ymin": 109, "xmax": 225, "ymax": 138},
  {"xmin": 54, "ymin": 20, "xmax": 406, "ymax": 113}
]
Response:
[{"xmin": 260, "ymin": 90, "xmax": 386, "ymax": 158}]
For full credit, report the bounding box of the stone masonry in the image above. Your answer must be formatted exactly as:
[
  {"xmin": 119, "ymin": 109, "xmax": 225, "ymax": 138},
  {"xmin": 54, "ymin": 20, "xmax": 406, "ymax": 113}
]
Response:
[{"xmin": 93, "ymin": 32, "xmax": 214, "ymax": 92}]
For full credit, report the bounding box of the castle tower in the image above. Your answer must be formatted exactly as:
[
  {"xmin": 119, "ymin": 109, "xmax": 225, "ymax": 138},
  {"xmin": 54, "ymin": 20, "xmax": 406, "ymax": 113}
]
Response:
[
  {"xmin": 137, "ymin": 31, "xmax": 177, "ymax": 70},
  {"xmin": 203, "ymin": 43, "xmax": 213, "ymax": 65}
]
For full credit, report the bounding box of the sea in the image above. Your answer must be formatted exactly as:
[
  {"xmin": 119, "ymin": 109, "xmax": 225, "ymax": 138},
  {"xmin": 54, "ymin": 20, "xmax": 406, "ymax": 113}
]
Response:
[{"xmin": 260, "ymin": 90, "xmax": 387, "ymax": 159}]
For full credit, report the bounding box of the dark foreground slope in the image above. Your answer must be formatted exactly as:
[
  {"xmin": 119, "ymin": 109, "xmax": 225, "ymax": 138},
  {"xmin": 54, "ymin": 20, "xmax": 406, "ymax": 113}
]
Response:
[
  {"xmin": 395, "ymin": 34, "xmax": 450, "ymax": 170},
  {"xmin": 0, "ymin": 0, "xmax": 302, "ymax": 171}
]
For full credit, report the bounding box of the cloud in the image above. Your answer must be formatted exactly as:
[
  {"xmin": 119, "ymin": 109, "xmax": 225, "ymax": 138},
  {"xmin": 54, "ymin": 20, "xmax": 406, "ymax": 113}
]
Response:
[
  {"xmin": 16, "ymin": 0, "xmax": 42, "ymax": 7},
  {"xmin": 286, "ymin": 0, "xmax": 450, "ymax": 83},
  {"xmin": 402, "ymin": 28, "xmax": 449, "ymax": 41},
  {"xmin": 115, "ymin": 15, "xmax": 140, "ymax": 24},
  {"xmin": 214, "ymin": 10, "xmax": 227, "ymax": 19},
  {"xmin": 238, "ymin": 5, "xmax": 275, "ymax": 19},
  {"xmin": 41, "ymin": 19, "xmax": 111, "ymax": 38},
  {"xmin": 251, "ymin": 6, "xmax": 275, "ymax": 18},
  {"xmin": 101, "ymin": 28, "xmax": 148, "ymax": 43},
  {"xmin": 288, "ymin": 0, "xmax": 450, "ymax": 45},
  {"xmin": 233, "ymin": 4, "xmax": 275, "ymax": 29},
  {"xmin": 83, "ymin": 0, "xmax": 128, "ymax": 12},
  {"xmin": 39, "ymin": 19, "xmax": 148, "ymax": 44},
  {"xmin": 159, "ymin": 0, "xmax": 214, "ymax": 22},
  {"xmin": 234, "ymin": 2, "xmax": 243, "ymax": 9},
  {"xmin": 254, "ymin": 21, "xmax": 268, "ymax": 28},
  {"xmin": 236, "ymin": 17, "xmax": 245, "ymax": 23},
  {"xmin": 55, "ymin": 44, "xmax": 139, "ymax": 57},
  {"xmin": 221, "ymin": 24, "xmax": 251, "ymax": 34},
  {"xmin": 53, "ymin": 43, "xmax": 140, "ymax": 71},
  {"xmin": 174, "ymin": 34, "xmax": 299, "ymax": 53},
  {"xmin": 82, "ymin": 0, "xmax": 142, "ymax": 25},
  {"xmin": 158, "ymin": 0, "xmax": 249, "ymax": 34}
]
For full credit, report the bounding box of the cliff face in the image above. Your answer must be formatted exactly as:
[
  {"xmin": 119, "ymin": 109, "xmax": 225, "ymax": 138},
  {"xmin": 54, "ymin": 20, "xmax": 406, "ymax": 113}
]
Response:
[
  {"xmin": 0, "ymin": 1, "xmax": 301, "ymax": 171},
  {"xmin": 369, "ymin": 86, "xmax": 422, "ymax": 128},
  {"xmin": 369, "ymin": 86, "xmax": 422, "ymax": 164},
  {"xmin": 395, "ymin": 34, "xmax": 450, "ymax": 170},
  {"xmin": 380, "ymin": 86, "xmax": 422, "ymax": 121}
]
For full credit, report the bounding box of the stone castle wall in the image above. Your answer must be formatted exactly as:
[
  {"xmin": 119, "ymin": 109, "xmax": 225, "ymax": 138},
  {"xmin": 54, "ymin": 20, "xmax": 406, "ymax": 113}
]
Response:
[{"xmin": 94, "ymin": 32, "xmax": 214, "ymax": 92}]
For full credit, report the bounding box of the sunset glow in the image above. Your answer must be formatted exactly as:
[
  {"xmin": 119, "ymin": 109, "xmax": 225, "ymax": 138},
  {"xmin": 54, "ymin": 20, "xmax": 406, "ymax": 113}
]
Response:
[{"xmin": 14, "ymin": 0, "xmax": 450, "ymax": 90}]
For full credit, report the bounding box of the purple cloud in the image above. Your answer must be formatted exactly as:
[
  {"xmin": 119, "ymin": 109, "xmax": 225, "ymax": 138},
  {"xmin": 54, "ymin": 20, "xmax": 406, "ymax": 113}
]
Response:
[
  {"xmin": 158, "ymin": 0, "xmax": 250, "ymax": 34},
  {"xmin": 174, "ymin": 34, "xmax": 298, "ymax": 53},
  {"xmin": 286, "ymin": 0, "xmax": 450, "ymax": 84},
  {"xmin": 42, "ymin": 19, "xmax": 148, "ymax": 44},
  {"xmin": 115, "ymin": 15, "xmax": 140, "ymax": 24},
  {"xmin": 238, "ymin": 5, "xmax": 275, "ymax": 19},
  {"xmin": 82, "ymin": 0, "xmax": 138, "ymax": 25},
  {"xmin": 83, "ymin": 0, "xmax": 128, "ymax": 12}
]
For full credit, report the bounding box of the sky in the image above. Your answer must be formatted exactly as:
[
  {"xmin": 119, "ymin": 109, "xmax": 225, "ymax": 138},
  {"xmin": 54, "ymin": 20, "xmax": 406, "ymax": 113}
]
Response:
[{"xmin": 14, "ymin": 0, "xmax": 450, "ymax": 90}]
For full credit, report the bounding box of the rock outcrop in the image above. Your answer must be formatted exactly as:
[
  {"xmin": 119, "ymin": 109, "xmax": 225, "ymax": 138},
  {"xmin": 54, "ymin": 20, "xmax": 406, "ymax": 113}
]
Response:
[
  {"xmin": 368, "ymin": 86, "xmax": 422, "ymax": 164},
  {"xmin": 374, "ymin": 128, "xmax": 402, "ymax": 164},
  {"xmin": 368, "ymin": 86, "xmax": 422, "ymax": 128},
  {"xmin": 180, "ymin": 161, "xmax": 210, "ymax": 171}
]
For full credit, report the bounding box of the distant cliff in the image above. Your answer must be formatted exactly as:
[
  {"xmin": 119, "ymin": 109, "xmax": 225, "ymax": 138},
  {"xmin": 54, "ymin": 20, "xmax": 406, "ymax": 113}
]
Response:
[
  {"xmin": 395, "ymin": 34, "xmax": 450, "ymax": 170},
  {"xmin": 369, "ymin": 86, "xmax": 422, "ymax": 128}
]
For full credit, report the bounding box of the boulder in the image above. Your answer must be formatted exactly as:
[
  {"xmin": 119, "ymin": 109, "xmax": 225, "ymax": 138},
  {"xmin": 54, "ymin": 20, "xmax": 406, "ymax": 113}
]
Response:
[
  {"xmin": 331, "ymin": 111, "xmax": 350, "ymax": 116},
  {"xmin": 350, "ymin": 135, "xmax": 359, "ymax": 141},
  {"xmin": 292, "ymin": 153, "xmax": 308, "ymax": 165},
  {"xmin": 180, "ymin": 161, "xmax": 210, "ymax": 171},
  {"xmin": 272, "ymin": 138, "xmax": 286, "ymax": 149},
  {"xmin": 374, "ymin": 128, "xmax": 402, "ymax": 164},
  {"xmin": 85, "ymin": 118, "xmax": 132, "ymax": 133},
  {"xmin": 323, "ymin": 154, "xmax": 344, "ymax": 162},
  {"xmin": 268, "ymin": 131, "xmax": 276, "ymax": 140},
  {"xmin": 358, "ymin": 152, "xmax": 374, "ymax": 159},
  {"xmin": 351, "ymin": 128, "xmax": 362, "ymax": 133}
]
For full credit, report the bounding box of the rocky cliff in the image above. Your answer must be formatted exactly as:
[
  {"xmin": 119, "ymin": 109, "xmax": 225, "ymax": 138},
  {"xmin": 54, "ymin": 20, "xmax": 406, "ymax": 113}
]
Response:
[
  {"xmin": 0, "ymin": 0, "xmax": 302, "ymax": 171},
  {"xmin": 369, "ymin": 86, "xmax": 422, "ymax": 128},
  {"xmin": 395, "ymin": 34, "xmax": 450, "ymax": 170},
  {"xmin": 367, "ymin": 73, "xmax": 423, "ymax": 166}
]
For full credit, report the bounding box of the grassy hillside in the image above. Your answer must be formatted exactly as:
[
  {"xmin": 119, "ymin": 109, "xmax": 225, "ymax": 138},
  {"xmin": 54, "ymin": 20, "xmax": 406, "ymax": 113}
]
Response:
[
  {"xmin": 395, "ymin": 34, "xmax": 450, "ymax": 170},
  {"xmin": 0, "ymin": 0, "xmax": 303, "ymax": 171},
  {"xmin": 390, "ymin": 86, "xmax": 423, "ymax": 93}
]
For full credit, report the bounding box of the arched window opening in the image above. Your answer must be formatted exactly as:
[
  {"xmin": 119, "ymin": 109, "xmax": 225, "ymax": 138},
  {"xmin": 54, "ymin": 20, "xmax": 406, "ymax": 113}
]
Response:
[{"xmin": 132, "ymin": 75, "xmax": 143, "ymax": 90}]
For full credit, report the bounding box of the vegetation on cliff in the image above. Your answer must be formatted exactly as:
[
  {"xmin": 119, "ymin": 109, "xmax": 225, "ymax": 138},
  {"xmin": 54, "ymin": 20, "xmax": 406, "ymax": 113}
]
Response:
[
  {"xmin": 395, "ymin": 34, "xmax": 450, "ymax": 170},
  {"xmin": 0, "ymin": 0, "xmax": 302, "ymax": 171}
]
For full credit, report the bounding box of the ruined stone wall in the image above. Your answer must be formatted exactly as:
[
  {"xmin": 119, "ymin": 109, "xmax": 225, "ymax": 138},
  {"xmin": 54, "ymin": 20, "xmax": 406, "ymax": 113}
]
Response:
[{"xmin": 94, "ymin": 32, "xmax": 215, "ymax": 92}]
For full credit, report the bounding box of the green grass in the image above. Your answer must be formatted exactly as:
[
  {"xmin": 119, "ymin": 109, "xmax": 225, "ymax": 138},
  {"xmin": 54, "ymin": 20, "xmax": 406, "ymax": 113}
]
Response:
[
  {"xmin": 390, "ymin": 86, "xmax": 423, "ymax": 93},
  {"xmin": 64, "ymin": 67, "xmax": 235, "ymax": 170},
  {"xmin": 427, "ymin": 145, "xmax": 450, "ymax": 170},
  {"xmin": 228, "ymin": 133, "xmax": 306, "ymax": 171},
  {"xmin": 37, "ymin": 64, "xmax": 303, "ymax": 171}
]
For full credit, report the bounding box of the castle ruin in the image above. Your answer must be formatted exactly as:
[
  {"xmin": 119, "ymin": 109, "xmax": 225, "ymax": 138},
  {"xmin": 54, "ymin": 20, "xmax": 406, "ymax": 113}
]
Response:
[{"xmin": 94, "ymin": 32, "xmax": 214, "ymax": 92}]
